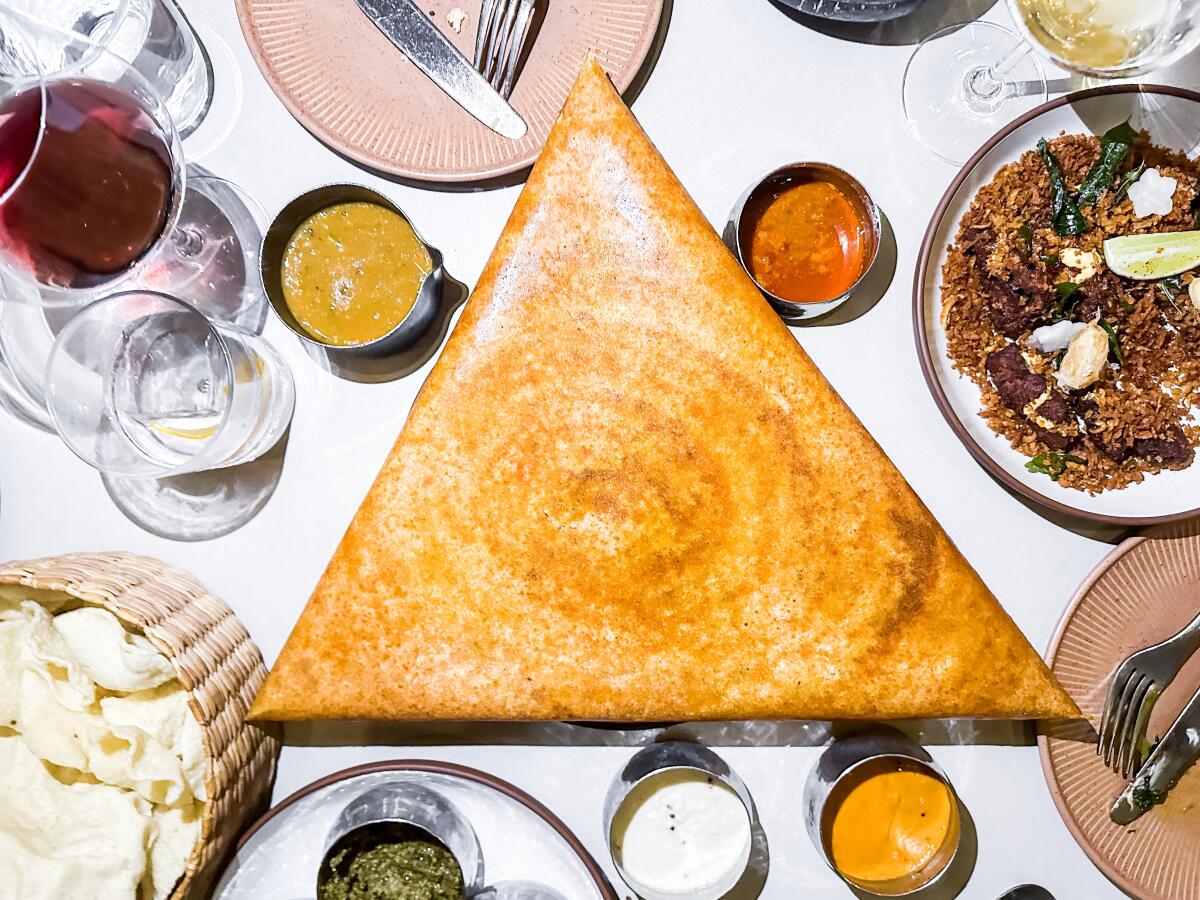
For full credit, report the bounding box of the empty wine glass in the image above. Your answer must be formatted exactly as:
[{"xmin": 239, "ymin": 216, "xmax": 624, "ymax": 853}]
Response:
[
  {"xmin": 45, "ymin": 290, "xmax": 295, "ymax": 478},
  {"xmin": 1, "ymin": 0, "xmax": 213, "ymax": 136},
  {"xmin": 903, "ymin": 1, "xmax": 1200, "ymax": 164}
]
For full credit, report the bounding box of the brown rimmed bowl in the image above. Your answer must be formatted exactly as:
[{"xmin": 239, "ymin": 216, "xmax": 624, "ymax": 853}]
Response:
[
  {"xmin": 1038, "ymin": 527, "xmax": 1200, "ymax": 900},
  {"xmin": 913, "ymin": 84, "xmax": 1200, "ymax": 526},
  {"xmin": 215, "ymin": 759, "xmax": 618, "ymax": 899}
]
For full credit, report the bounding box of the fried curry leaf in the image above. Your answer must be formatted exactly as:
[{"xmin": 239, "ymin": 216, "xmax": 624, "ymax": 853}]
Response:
[
  {"xmin": 1099, "ymin": 318, "xmax": 1123, "ymax": 364},
  {"xmin": 1114, "ymin": 160, "xmax": 1148, "ymax": 203},
  {"xmin": 1038, "ymin": 138, "xmax": 1089, "ymax": 236},
  {"xmin": 1026, "ymin": 451, "xmax": 1086, "ymax": 481},
  {"xmin": 1076, "ymin": 119, "xmax": 1138, "ymax": 207},
  {"xmin": 1018, "ymin": 223, "xmax": 1034, "ymax": 252},
  {"xmin": 1050, "ymin": 281, "xmax": 1081, "ymax": 321},
  {"xmin": 1041, "ymin": 253, "xmax": 1060, "ymax": 264}
]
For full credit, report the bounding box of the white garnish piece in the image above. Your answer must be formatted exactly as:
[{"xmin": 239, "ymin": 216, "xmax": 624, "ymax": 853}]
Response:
[
  {"xmin": 1031, "ymin": 320, "xmax": 1087, "ymax": 353},
  {"xmin": 447, "ymin": 7, "xmax": 468, "ymax": 32},
  {"xmin": 1056, "ymin": 321, "xmax": 1109, "ymax": 390},
  {"xmin": 1060, "ymin": 248, "xmax": 1102, "ymax": 283},
  {"xmin": 1127, "ymin": 167, "xmax": 1177, "ymax": 218},
  {"xmin": 1189, "ymin": 278, "xmax": 1200, "ymax": 313}
]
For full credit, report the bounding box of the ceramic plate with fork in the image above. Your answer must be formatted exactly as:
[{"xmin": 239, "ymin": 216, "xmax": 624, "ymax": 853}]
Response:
[
  {"xmin": 1039, "ymin": 527, "xmax": 1200, "ymax": 900},
  {"xmin": 235, "ymin": 0, "xmax": 663, "ymax": 183}
]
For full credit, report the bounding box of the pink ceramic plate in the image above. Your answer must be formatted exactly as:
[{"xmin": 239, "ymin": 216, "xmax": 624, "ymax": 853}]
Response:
[
  {"xmin": 235, "ymin": 0, "xmax": 664, "ymax": 183},
  {"xmin": 1039, "ymin": 528, "xmax": 1200, "ymax": 900}
]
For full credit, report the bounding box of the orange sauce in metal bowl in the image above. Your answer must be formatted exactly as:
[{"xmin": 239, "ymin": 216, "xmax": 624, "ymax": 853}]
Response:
[
  {"xmin": 743, "ymin": 175, "xmax": 869, "ymax": 304},
  {"xmin": 828, "ymin": 762, "xmax": 955, "ymax": 887}
]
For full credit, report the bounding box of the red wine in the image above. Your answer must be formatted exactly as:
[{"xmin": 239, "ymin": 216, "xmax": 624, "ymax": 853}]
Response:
[{"xmin": 0, "ymin": 79, "xmax": 175, "ymax": 290}]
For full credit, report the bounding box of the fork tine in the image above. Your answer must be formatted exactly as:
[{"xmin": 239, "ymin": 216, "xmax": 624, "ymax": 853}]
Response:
[
  {"xmin": 473, "ymin": 0, "xmax": 498, "ymax": 70},
  {"xmin": 475, "ymin": 0, "xmax": 504, "ymax": 79},
  {"xmin": 485, "ymin": 0, "xmax": 521, "ymax": 87},
  {"xmin": 1115, "ymin": 676, "xmax": 1153, "ymax": 777},
  {"xmin": 498, "ymin": 0, "xmax": 534, "ymax": 99},
  {"xmin": 1121, "ymin": 681, "xmax": 1158, "ymax": 778},
  {"xmin": 1100, "ymin": 669, "xmax": 1139, "ymax": 768}
]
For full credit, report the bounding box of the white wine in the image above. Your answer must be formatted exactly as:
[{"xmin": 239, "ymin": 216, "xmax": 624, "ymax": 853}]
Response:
[{"xmin": 1016, "ymin": 0, "xmax": 1172, "ymax": 70}]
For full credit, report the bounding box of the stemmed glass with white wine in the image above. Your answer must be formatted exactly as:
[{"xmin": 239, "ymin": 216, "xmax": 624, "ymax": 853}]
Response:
[{"xmin": 903, "ymin": 0, "xmax": 1200, "ymax": 164}]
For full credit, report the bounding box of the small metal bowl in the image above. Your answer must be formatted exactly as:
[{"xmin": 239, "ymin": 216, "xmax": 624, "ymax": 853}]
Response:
[
  {"xmin": 320, "ymin": 781, "xmax": 485, "ymax": 896},
  {"xmin": 730, "ymin": 162, "xmax": 881, "ymax": 320},
  {"xmin": 260, "ymin": 183, "xmax": 444, "ymax": 358},
  {"xmin": 603, "ymin": 741, "xmax": 756, "ymax": 900},
  {"xmin": 802, "ymin": 727, "xmax": 962, "ymax": 897}
]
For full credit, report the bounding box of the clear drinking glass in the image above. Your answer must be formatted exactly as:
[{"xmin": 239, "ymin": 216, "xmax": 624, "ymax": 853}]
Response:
[
  {"xmin": 45, "ymin": 290, "xmax": 295, "ymax": 477},
  {"xmin": 1, "ymin": 0, "xmax": 213, "ymax": 136},
  {"xmin": 903, "ymin": 1, "xmax": 1200, "ymax": 164}
]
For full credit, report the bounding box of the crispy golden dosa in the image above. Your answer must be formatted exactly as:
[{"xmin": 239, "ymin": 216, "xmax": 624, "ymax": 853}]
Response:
[{"xmin": 253, "ymin": 60, "xmax": 1078, "ymax": 722}]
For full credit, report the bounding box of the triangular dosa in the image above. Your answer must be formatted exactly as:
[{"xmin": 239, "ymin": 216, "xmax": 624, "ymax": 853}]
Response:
[{"xmin": 253, "ymin": 60, "xmax": 1078, "ymax": 722}]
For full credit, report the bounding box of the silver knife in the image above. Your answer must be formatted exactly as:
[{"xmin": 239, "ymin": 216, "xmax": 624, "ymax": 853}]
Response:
[
  {"xmin": 354, "ymin": 0, "xmax": 527, "ymax": 140},
  {"xmin": 1110, "ymin": 684, "xmax": 1200, "ymax": 825}
]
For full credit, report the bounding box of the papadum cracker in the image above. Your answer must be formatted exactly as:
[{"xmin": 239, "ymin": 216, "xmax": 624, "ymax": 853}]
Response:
[{"xmin": 0, "ymin": 600, "xmax": 206, "ymax": 899}]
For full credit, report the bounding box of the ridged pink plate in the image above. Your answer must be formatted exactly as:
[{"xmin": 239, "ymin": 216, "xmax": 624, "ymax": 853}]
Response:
[
  {"xmin": 235, "ymin": 0, "xmax": 664, "ymax": 183},
  {"xmin": 1040, "ymin": 528, "xmax": 1200, "ymax": 900}
]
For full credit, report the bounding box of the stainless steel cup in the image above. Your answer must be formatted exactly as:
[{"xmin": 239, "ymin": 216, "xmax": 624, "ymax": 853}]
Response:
[
  {"xmin": 729, "ymin": 162, "xmax": 881, "ymax": 320},
  {"xmin": 260, "ymin": 183, "xmax": 444, "ymax": 358},
  {"xmin": 802, "ymin": 727, "xmax": 962, "ymax": 897},
  {"xmin": 603, "ymin": 741, "xmax": 756, "ymax": 900},
  {"xmin": 321, "ymin": 780, "xmax": 485, "ymax": 896}
]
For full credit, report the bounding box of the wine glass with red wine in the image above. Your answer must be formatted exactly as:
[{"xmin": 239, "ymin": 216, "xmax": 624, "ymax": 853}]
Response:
[
  {"xmin": 0, "ymin": 8, "xmax": 265, "ymax": 320},
  {"xmin": 0, "ymin": 9, "xmax": 184, "ymax": 301}
]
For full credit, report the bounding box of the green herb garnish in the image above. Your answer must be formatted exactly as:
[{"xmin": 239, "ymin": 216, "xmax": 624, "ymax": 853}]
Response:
[
  {"xmin": 1099, "ymin": 318, "xmax": 1122, "ymax": 364},
  {"xmin": 1018, "ymin": 223, "xmax": 1034, "ymax": 252},
  {"xmin": 1076, "ymin": 120, "xmax": 1138, "ymax": 208},
  {"xmin": 1039, "ymin": 139, "xmax": 1089, "ymax": 236},
  {"xmin": 1053, "ymin": 349, "xmax": 1066, "ymax": 370},
  {"xmin": 1041, "ymin": 253, "xmax": 1060, "ymax": 265},
  {"xmin": 1026, "ymin": 451, "xmax": 1086, "ymax": 481},
  {"xmin": 1131, "ymin": 775, "xmax": 1165, "ymax": 813},
  {"xmin": 1050, "ymin": 281, "xmax": 1082, "ymax": 321},
  {"xmin": 1114, "ymin": 160, "xmax": 1148, "ymax": 203}
]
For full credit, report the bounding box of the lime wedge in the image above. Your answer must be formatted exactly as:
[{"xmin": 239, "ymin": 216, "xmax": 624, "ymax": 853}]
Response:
[{"xmin": 1102, "ymin": 230, "xmax": 1200, "ymax": 280}]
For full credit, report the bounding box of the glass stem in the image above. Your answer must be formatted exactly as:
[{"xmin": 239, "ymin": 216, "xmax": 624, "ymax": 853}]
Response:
[
  {"xmin": 172, "ymin": 226, "xmax": 204, "ymax": 260},
  {"xmin": 963, "ymin": 41, "xmax": 1033, "ymax": 114}
]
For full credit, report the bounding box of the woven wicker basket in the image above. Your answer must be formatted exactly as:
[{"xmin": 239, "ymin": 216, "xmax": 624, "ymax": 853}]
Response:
[{"xmin": 0, "ymin": 552, "xmax": 281, "ymax": 899}]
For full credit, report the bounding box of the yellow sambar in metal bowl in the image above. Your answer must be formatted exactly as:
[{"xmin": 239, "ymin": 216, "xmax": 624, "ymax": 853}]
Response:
[{"xmin": 281, "ymin": 201, "xmax": 432, "ymax": 348}]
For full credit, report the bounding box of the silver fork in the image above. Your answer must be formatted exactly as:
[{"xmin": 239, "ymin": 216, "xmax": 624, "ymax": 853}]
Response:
[
  {"xmin": 1097, "ymin": 608, "xmax": 1200, "ymax": 777},
  {"xmin": 473, "ymin": 0, "xmax": 536, "ymax": 99}
]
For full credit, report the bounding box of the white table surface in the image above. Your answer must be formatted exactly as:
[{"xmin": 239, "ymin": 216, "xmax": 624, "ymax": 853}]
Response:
[{"xmin": 6, "ymin": 1, "xmax": 1200, "ymax": 897}]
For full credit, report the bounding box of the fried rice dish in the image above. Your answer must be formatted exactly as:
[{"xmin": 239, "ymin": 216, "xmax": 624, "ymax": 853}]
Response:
[{"xmin": 940, "ymin": 127, "xmax": 1200, "ymax": 493}]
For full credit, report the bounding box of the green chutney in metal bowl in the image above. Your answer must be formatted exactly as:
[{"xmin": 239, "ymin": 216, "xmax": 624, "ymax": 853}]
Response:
[{"xmin": 317, "ymin": 822, "xmax": 465, "ymax": 900}]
